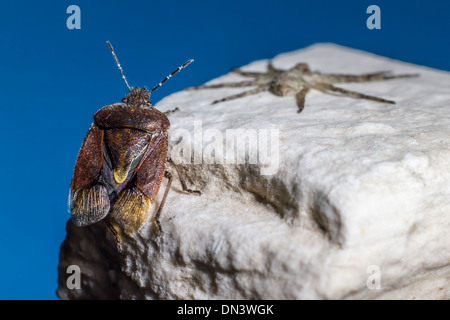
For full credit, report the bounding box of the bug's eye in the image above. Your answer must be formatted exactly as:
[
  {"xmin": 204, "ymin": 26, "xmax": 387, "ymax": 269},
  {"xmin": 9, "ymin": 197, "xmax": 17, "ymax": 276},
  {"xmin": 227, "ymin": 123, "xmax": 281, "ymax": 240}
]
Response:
[{"xmin": 122, "ymin": 98, "xmax": 127, "ymax": 103}]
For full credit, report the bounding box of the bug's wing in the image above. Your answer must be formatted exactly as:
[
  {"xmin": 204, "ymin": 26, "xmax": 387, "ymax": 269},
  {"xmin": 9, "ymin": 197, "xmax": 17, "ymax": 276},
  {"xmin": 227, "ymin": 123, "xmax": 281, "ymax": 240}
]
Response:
[
  {"xmin": 107, "ymin": 186, "xmax": 151, "ymax": 234},
  {"xmin": 69, "ymin": 123, "xmax": 110, "ymax": 226},
  {"xmin": 109, "ymin": 132, "xmax": 168, "ymax": 234},
  {"xmin": 135, "ymin": 132, "xmax": 168, "ymax": 202}
]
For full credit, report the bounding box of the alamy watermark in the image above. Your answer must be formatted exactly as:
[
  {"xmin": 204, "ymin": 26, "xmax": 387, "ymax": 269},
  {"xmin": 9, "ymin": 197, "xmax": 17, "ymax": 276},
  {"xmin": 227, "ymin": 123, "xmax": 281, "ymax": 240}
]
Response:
[
  {"xmin": 170, "ymin": 121, "xmax": 280, "ymax": 176},
  {"xmin": 366, "ymin": 5, "xmax": 381, "ymax": 30},
  {"xmin": 66, "ymin": 265, "xmax": 81, "ymax": 289},
  {"xmin": 66, "ymin": 5, "xmax": 81, "ymax": 30},
  {"xmin": 366, "ymin": 265, "xmax": 381, "ymax": 290}
]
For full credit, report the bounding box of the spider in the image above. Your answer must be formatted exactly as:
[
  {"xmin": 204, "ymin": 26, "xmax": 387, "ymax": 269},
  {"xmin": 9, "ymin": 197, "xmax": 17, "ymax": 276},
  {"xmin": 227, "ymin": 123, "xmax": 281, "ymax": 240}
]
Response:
[{"xmin": 188, "ymin": 62, "xmax": 419, "ymax": 113}]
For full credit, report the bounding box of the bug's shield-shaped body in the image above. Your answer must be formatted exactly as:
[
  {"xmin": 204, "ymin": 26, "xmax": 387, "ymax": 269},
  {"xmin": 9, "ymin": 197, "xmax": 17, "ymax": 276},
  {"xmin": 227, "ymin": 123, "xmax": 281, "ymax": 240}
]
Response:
[{"xmin": 69, "ymin": 88, "xmax": 169, "ymax": 234}]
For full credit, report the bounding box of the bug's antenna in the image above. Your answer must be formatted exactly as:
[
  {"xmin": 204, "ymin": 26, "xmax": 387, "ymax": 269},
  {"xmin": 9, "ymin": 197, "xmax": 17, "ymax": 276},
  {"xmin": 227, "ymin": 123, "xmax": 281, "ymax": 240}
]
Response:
[
  {"xmin": 106, "ymin": 41, "xmax": 132, "ymax": 91},
  {"xmin": 150, "ymin": 59, "xmax": 194, "ymax": 93}
]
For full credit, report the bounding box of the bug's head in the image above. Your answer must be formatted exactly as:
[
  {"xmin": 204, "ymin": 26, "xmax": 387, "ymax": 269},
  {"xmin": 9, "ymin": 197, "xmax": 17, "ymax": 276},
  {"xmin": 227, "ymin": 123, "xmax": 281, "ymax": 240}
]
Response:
[{"xmin": 122, "ymin": 87, "xmax": 151, "ymax": 107}]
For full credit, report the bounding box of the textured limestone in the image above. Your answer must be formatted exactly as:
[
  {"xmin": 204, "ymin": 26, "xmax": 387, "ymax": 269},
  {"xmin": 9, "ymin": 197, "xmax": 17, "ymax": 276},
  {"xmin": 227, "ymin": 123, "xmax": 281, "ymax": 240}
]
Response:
[{"xmin": 57, "ymin": 43, "xmax": 450, "ymax": 300}]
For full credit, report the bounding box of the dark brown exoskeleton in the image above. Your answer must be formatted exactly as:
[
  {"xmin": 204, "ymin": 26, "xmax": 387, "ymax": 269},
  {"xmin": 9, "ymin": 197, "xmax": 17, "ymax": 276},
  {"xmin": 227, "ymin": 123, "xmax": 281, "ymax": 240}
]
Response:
[{"xmin": 69, "ymin": 41, "xmax": 200, "ymax": 246}]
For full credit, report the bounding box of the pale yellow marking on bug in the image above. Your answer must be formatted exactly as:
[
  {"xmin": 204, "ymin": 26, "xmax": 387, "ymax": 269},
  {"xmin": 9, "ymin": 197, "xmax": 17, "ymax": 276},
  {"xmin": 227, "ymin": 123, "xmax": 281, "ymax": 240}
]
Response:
[{"xmin": 114, "ymin": 168, "xmax": 128, "ymax": 184}]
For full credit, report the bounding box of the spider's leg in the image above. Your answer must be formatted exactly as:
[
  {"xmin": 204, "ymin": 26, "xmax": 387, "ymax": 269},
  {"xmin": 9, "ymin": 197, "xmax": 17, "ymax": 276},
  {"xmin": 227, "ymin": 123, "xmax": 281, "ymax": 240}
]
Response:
[
  {"xmin": 267, "ymin": 61, "xmax": 282, "ymax": 74},
  {"xmin": 212, "ymin": 85, "xmax": 268, "ymax": 104},
  {"xmin": 231, "ymin": 61, "xmax": 281, "ymax": 77},
  {"xmin": 293, "ymin": 63, "xmax": 311, "ymax": 73},
  {"xmin": 187, "ymin": 80, "xmax": 256, "ymax": 90},
  {"xmin": 316, "ymin": 83, "xmax": 395, "ymax": 104},
  {"xmin": 295, "ymin": 86, "xmax": 310, "ymax": 113},
  {"xmin": 325, "ymin": 71, "xmax": 419, "ymax": 83},
  {"xmin": 231, "ymin": 68, "xmax": 267, "ymax": 77}
]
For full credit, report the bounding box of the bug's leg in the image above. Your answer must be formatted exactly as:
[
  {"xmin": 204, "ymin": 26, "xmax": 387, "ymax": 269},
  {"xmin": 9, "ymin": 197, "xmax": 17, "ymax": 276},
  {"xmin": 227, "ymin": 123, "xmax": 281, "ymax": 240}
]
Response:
[
  {"xmin": 315, "ymin": 83, "xmax": 396, "ymax": 104},
  {"xmin": 295, "ymin": 86, "xmax": 310, "ymax": 113},
  {"xmin": 164, "ymin": 107, "xmax": 179, "ymax": 115},
  {"xmin": 70, "ymin": 124, "xmax": 110, "ymax": 226},
  {"xmin": 212, "ymin": 85, "xmax": 269, "ymax": 104},
  {"xmin": 167, "ymin": 157, "xmax": 202, "ymax": 195},
  {"xmin": 188, "ymin": 80, "xmax": 257, "ymax": 90},
  {"xmin": 103, "ymin": 219, "xmax": 123, "ymax": 252},
  {"xmin": 152, "ymin": 171, "xmax": 173, "ymax": 233},
  {"xmin": 324, "ymin": 71, "xmax": 419, "ymax": 83}
]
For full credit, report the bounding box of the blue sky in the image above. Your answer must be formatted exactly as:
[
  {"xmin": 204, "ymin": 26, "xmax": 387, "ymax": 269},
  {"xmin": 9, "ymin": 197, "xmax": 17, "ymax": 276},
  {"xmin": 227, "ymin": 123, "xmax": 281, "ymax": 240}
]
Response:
[{"xmin": 0, "ymin": 0, "xmax": 448, "ymax": 299}]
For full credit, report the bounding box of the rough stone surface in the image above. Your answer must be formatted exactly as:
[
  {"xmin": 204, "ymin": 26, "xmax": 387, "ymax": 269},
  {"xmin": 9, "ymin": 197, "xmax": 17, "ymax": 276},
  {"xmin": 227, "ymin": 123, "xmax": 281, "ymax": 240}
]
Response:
[{"xmin": 57, "ymin": 43, "xmax": 450, "ymax": 300}]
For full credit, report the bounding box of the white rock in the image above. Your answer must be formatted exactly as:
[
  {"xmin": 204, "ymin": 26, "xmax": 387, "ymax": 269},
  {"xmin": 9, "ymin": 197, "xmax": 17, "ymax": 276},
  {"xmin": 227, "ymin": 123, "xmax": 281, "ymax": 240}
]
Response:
[{"xmin": 57, "ymin": 43, "xmax": 450, "ymax": 300}]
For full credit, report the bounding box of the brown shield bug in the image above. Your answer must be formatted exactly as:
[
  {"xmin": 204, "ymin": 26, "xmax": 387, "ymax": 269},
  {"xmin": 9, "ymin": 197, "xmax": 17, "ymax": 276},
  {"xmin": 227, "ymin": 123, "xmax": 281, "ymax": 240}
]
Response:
[{"xmin": 69, "ymin": 41, "xmax": 200, "ymax": 246}]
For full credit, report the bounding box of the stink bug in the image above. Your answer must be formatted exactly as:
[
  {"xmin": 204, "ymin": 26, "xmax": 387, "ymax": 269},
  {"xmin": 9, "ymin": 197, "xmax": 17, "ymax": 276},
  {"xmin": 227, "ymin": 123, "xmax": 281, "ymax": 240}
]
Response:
[{"xmin": 69, "ymin": 41, "xmax": 200, "ymax": 245}]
